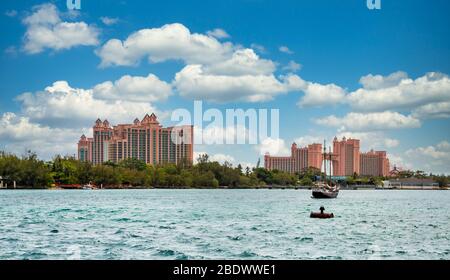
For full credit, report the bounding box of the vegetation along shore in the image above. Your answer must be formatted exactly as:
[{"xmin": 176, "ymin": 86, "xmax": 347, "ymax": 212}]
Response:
[{"xmin": 0, "ymin": 151, "xmax": 448, "ymax": 190}]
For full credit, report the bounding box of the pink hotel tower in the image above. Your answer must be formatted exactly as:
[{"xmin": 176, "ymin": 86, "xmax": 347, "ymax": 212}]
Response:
[
  {"xmin": 77, "ymin": 113, "xmax": 194, "ymax": 165},
  {"xmin": 265, "ymin": 137, "xmax": 390, "ymax": 177},
  {"xmin": 332, "ymin": 136, "xmax": 361, "ymax": 176}
]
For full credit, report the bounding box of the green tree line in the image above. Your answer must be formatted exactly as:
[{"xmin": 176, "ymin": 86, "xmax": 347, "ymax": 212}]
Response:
[
  {"xmin": 0, "ymin": 152, "xmax": 300, "ymax": 188},
  {"xmin": 1, "ymin": 151, "xmax": 448, "ymax": 189}
]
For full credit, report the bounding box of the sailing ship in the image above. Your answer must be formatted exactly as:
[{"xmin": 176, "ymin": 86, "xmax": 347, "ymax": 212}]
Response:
[{"xmin": 312, "ymin": 141, "xmax": 339, "ymax": 199}]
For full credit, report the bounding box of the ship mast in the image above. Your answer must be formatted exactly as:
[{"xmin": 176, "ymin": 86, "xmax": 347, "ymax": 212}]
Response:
[
  {"xmin": 329, "ymin": 146, "xmax": 332, "ymax": 186},
  {"xmin": 323, "ymin": 140, "xmax": 326, "ymax": 183}
]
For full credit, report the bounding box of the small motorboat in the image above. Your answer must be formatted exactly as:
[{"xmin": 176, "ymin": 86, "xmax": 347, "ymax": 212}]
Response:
[
  {"xmin": 82, "ymin": 183, "xmax": 95, "ymax": 190},
  {"xmin": 310, "ymin": 207, "xmax": 334, "ymax": 219}
]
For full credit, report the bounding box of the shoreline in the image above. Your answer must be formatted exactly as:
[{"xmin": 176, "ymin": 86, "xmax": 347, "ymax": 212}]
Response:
[{"xmin": 1, "ymin": 186, "xmax": 448, "ymax": 191}]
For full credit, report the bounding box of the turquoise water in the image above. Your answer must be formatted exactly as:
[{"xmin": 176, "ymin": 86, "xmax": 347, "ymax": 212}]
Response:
[{"xmin": 0, "ymin": 189, "xmax": 449, "ymax": 260}]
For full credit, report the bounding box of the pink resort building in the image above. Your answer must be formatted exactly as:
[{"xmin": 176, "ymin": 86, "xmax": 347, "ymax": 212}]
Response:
[
  {"xmin": 77, "ymin": 135, "xmax": 93, "ymax": 163},
  {"xmin": 77, "ymin": 113, "xmax": 194, "ymax": 165},
  {"xmin": 360, "ymin": 150, "xmax": 390, "ymax": 177},
  {"xmin": 264, "ymin": 136, "xmax": 390, "ymax": 177},
  {"xmin": 264, "ymin": 143, "xmax": 323, "ymax": 173},
  {"xmin": 331, "ymin": 137, "xmax": 361, "ymax": 176}
]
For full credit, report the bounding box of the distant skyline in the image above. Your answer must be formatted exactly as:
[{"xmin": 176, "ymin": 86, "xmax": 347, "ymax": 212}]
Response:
[{"xmin": 0, "ymin": 0, "xmax": 449, "ymax": 174}]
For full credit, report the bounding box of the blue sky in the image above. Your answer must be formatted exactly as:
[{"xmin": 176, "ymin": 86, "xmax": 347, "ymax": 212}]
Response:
[{"xmin": 1, "ymin": 0, "xmax": 449, "ymax": 173}]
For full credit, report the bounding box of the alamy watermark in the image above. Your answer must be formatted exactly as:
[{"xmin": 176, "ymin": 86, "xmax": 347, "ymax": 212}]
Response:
[
  {"xmin": 170, "ymin": 101, "xmax": 279, "ymax": 146},
  {"xmin": 367, "ymin": 0, "xmax": 381, "ymax": 10},
  {"xmin": 67, "ymin": 0, "xmax": 81, "ymax": 10}
]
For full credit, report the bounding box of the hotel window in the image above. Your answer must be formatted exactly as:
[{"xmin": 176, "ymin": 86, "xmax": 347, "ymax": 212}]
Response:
[
  {"xmin": 127, "ymin": 129, "xmax": 131, "ymax": 159},
  {"xmin": 118, "ymin": 142, "xmax": 123, "ymax": 161},
  {"xmin": 139, "ymin": 130, "xmax": 146, "ymax": 161},
  {"xmin": 162, "ymin": 131, "xmax": 170, "ymax": 163},
  {"xmin": 152, "ymin": 130, "xmax": 157, "ymax": 164},
  {"xmin": 147, "ymin": 130, "xmax": 151, "ymax": 163},
  {"xmin": 169, "ymin": 131, "xmax": 176, "ymax": 163},
  {"xmin": 132, "ymin": 129, "xmax": 138, "ymax": 159}
]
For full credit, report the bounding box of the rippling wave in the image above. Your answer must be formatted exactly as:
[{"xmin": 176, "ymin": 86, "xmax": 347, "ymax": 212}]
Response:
[{"xmin": 0, "ymin": 189, "xmax": 449, "ymax": 260}]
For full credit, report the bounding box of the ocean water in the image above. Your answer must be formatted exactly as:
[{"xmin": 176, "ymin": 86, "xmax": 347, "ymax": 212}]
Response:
[{"xmin": 0, "ymin": 189, "xmax": 449, "ymax": 260}]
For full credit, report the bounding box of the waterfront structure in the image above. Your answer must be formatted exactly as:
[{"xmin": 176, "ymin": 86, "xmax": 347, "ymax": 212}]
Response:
[
  {"xmin": 264, "ymin": 137, "xmax": 390, "ymax": 177},
  {"xmin": 360, "ymin": 150, "xmax": 390, "ymax": 177},
  {"xmin": 77, "ymin": 114, "xmax": 194, "ymax": 165},
  {"xmin": 0, "ymin": 176, "xmax": 16, "ymax": 189},
  {"xmin": 384, "ymin": 178, "xmax": 439, "ymax": 189},
  {"xmin": 264, "ymin": 143, "xmax": 323, "ymax": 173}
]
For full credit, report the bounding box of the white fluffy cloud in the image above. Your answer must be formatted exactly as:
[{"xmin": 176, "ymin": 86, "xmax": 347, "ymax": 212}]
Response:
[
  {"xmin": 203, "ymin": 48, "xmax": 276, "ymax": 76},
  {"xmin": 0, "ymin": 112, "xmax": 87, "ymax": 159},
  {"xmin": 406, "ymin": 141, "xmax": 450, "ymax": 160},
  {"xmin": 315, "ymin": 111, "xmax": 421, "ymax": 132},
  {"xmin": 96, "ymin": 23, "xmax": 309, "ymax": 103},
  {"xmin": 96, "ymin": 23, "xmax": 234, "ymax": 67},
  {"xmin": 297, "ymin": 81, "xmax": 347, "ymax": 107},
  {"xmin": 16, "ymin": 80, "xmax": 160, "ymax": 128},
  {"xmin": 93, "ymin": 74, "xmax": 172, "ymax": 102},
  {"xmin": 174, "ymin": 65, "xmax": 301, "ymax": 102},
  {"xmin": 394, "ymin": 141, "xmax": 450, "ymax": 174},
  {"xmin": 22, "ymin": 3, "xmax": 99, "ymax": 54},
  {"xmin": 348, "ymin": 72, "xmax": 450, "ymax": 112},
  {"xmin": 412, "ymin": 101, "xmax": 450, "ymax": 119},
  {"xmin": 0, "ymin": 112, "xmax": 54, "ymax": 142},
  {"xmin": 296, "ymin": 72, "xmax": 450, "ymax": 121},
  {"xmin": 405, "ymin": 141, "xmax": 450, "ymax": 174},
  {"xmin": 359, "ymin": 71, "xmax": 408, "ymax": 90},
  {"xmin": 255, "ymin": 137, "xmax": 290, "ymax": 156}
]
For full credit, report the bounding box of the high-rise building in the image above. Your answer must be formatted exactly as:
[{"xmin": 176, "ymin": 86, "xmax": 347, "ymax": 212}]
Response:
[
  {"xmin": 77, "ymin": 135, "xmax": 93, "ymax": 162},
  {"xmin": 264, "ymin": 143, "xmax": 323, "ymax": 173},
  {"xmin": 332, "ymin": 137, "xmax": 360, "ymax": 176},
  {"xmin": 77, "ymin": 114, "xmax": 194, "ymax": 165},
  {"xmin": 360, "ymin": 150, "xmax": 390, "ymax": 177}
]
